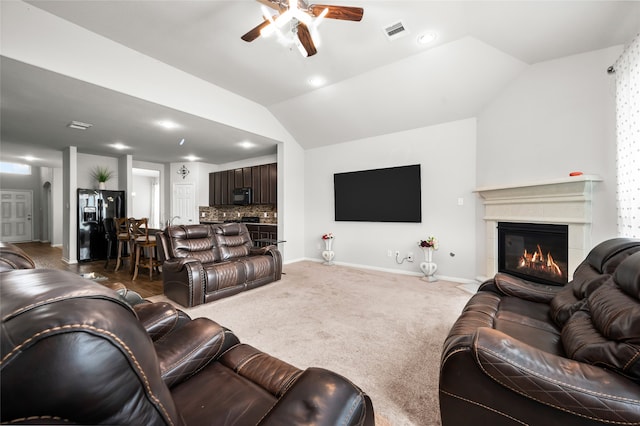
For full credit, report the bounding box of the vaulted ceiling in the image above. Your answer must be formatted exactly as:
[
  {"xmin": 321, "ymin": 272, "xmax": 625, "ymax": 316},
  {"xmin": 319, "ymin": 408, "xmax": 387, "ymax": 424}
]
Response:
[{"xmin": 1, "ymin": 1, "xmax": 638, "ymax": 167}]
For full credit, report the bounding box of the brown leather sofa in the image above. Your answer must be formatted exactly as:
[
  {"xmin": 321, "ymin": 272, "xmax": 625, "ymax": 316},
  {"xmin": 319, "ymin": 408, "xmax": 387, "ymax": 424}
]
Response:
[
  {"xmin": 157, "ymin": 223, "xmax": 282, "ymax": 307},
  {"xmin": 1, "ymin": 268, "xmax": 375, "ymax": 425},
  {"xmin": 439, "ymin": 238, "xmax": 640, "ymax": 425},
  {"xmin": 0, "ymin": 241, "xmax": 36, "ymax": 270}
]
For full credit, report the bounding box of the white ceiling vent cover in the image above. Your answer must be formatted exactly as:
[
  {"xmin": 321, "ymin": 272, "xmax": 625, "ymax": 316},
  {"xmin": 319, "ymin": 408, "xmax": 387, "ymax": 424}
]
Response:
[{"xmin": 384, "ymin": 21, "xmax": 409, "ymax": 41}]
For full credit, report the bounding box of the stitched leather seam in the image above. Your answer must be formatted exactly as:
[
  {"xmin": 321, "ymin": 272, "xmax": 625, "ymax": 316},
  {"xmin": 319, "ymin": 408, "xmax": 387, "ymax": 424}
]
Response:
[
  {"xmin": 2, "ymin": 294, "xmax": 129, "ymax": 322},
  {"xmin": 441, "ymin": 346, "xmax": 470, "ymax": 366},
  {"xmin": 439, "ymin": 389, "xmax": 528, "ymax": 425},
  {"xmin": 623, "ymin": 350, "xmax": 640, "ymax": 372},
  {"xmin": 164, "ymin": 331, "xmax": 224, "ymax": 376},
  {"xmin": 277, "ymin": 370, "xmax": 302, "ymax": 397},
  {"xmin": 235, "ymin": 352, "xmax": 262, "ymax": 373},
  {"xmin": 1, "ymin": 324, "xmax": 175, "ymax": 426},
  {"xmin": 476, "ymin": 343, "xmax": 640, "ymax": 404},
  {"xmin": 4, "ymin": 415, "xmax": 70, "ymax": 424},
  {"xmin": 474, "ymin": 342, "xmax": 640, "ymax": 424}
]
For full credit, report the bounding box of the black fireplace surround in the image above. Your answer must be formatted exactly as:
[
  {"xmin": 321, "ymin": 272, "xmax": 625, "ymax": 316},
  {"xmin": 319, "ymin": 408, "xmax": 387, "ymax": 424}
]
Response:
[{"xmin": 498, "ymin": 222, "xmax": 569, "ymax": 286}]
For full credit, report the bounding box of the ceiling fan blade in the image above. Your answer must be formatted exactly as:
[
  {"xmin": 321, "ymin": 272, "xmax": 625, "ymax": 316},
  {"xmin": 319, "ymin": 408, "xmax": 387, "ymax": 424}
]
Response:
[
  {"xmin": 257, "ymin": 0, "xmax": 283, "ymax": 11},
  {"xmin": 296, "ymin": 22, "xmax": 317, "ymax": 57},
  {"xmin": 241, "ymin": 19, "xmax": 271, "ymax": 42},
  {"xmin": 308, "ymin": 4, "xmax": 364, "ymax": 21}
]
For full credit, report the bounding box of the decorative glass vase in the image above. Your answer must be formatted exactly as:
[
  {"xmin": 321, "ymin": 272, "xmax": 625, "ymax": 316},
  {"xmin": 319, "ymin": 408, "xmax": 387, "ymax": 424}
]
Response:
[{"xmin": 419, "ymin": 247, "xmax": 438, "ymax": 282}]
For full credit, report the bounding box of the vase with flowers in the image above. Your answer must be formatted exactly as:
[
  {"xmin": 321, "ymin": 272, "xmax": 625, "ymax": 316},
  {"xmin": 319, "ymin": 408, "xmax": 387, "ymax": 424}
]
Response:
[
  {"xmin": 418, "ymin": 236, "xmax": 438, "ymax": 281},
  {"xmin": 321, "ymin": 233, "xmax": 335, "ymax": 265}
]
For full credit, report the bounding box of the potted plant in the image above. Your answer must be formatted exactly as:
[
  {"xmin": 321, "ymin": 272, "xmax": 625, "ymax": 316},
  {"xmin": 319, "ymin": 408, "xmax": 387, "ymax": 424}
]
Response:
[{"xmin": 91, "ymin": 166, "xmax": 114, "ymax": 190}]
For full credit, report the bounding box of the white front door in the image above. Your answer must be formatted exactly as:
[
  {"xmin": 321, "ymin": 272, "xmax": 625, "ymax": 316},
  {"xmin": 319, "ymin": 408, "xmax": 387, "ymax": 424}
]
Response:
[
  {"xmin": 1, "ymin": 190, "xmax": 33, "ymax": 242},
  {"xmin": 172, "ymin": 183, "xmax": 196, "ymax": 225}
]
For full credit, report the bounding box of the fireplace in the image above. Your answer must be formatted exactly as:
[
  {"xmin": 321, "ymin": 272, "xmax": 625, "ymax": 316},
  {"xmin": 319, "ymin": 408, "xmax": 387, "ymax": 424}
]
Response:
[
  {"xmin": 476, "ymin": 175, "xmax": 600, "ymax": 282},
  {"xmin": 498, "ymin": 222, "xmax": 569, "ymax": 286}
]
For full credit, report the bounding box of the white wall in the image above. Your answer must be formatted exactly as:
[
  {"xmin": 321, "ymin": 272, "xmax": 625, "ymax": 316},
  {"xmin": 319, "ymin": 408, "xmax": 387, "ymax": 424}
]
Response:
[
  {"xmin": 476, "ymin": 46, "xmax": 622, "ymax": 276},
  {"xmin": 77, "ymin": 153, "xmax": 120, "ymax": 190},
  {"xmin": 304, "ymin": 118, "xmax": 477, "ymax": 281}
]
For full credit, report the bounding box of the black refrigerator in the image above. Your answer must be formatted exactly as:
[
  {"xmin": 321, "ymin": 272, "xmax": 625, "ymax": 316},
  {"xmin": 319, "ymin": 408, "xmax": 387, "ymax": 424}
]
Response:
[{"xmin": 78, "ymin": 189, "xmax": 126, "ymax": 262}]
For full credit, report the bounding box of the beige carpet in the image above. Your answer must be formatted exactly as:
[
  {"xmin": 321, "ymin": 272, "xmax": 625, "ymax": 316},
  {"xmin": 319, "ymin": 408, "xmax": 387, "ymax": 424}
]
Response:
[{"xmin": 150, "ymin": 261, "xmax": 473, "ymax": 426}]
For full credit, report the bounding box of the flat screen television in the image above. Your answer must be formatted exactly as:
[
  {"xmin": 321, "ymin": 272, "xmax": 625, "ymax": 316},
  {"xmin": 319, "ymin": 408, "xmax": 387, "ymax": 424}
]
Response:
[{"xmin": 334, "ymin": 164, "xmax": 421, "ymax": 222}]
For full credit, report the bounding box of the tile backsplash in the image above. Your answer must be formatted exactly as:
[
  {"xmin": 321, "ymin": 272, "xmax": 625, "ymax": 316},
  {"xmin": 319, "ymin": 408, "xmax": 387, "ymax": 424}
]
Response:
[{"xmin": 199, "ymin": 205, "xmax": 277, "ymax": 224}]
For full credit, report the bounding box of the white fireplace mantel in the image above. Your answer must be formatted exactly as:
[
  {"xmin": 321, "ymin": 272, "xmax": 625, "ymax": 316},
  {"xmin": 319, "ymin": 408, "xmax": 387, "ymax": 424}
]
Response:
[{"xmin": 475, "ymin": 175, "xmax": 602, "ymax": 281}]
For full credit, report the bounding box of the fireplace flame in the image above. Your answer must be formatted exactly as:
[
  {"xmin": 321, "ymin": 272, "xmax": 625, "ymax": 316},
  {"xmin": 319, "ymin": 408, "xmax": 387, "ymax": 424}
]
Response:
[{"xmin": 518, "ymin": 244, "xmax": 563, "ymax": 278}]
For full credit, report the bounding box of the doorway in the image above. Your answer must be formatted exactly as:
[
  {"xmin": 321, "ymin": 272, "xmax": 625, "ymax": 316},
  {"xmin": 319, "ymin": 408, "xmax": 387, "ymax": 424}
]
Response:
[
  {"xmin": 132, "ymin": 168, "xmax": 160, "ymax": 228},
  {"xmin": 0, "ymin": 190, "xmax": 33, "ymax": 242}
]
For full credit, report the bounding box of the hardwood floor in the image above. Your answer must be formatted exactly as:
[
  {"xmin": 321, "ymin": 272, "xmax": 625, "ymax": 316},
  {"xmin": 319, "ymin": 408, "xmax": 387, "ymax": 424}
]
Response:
[{"xmin": 15, "ymin": 242, "xmax": 163, "ymax": 298}]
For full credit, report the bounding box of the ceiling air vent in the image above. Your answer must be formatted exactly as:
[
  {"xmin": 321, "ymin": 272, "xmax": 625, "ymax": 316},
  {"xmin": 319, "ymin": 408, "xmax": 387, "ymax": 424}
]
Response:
[{"xmin": 384, "ymin": 21, "xmax": 408, "ymax": 41}]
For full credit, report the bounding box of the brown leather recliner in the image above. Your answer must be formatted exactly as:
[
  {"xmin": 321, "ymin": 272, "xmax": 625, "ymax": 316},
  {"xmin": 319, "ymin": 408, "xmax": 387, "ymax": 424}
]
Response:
[
  {"xmin": 157, "ymin": 223, "xmax": 282, "ymax": 307},
  {"xmin": 0, "ymin": 241, "xmax": 36, "ymax": 271},
  {"xmin": 1, "ymin": 268, "xmax": 374, "ymax": 425},
  {"xmin": 439, "ymin": 238, "xmax": 640, "ymax": 425}
]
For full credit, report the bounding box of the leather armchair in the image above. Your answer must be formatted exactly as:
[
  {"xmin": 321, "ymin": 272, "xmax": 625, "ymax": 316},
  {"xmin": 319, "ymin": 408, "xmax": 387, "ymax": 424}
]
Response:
[
  {"xmin": 1, "ymin": 268, "xmax": 374, "ymax": 425},
  {"xmin": 439, "ymin": 238, "xmax": 640, "ymax": 425}
]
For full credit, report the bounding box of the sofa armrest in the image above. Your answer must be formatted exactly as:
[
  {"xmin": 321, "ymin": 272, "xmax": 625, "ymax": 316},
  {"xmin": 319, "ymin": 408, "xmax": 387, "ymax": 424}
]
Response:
[
  {"xmin": 133, "ymin": 302, "xmax": 191, "ymax": 341},
  {"xmin": 258, "ymin": 367, "xmax": 374, "ymax": 426},
  {"xmin": 479, "ymin": 273, "xmax": 563, "ymax": 303},
  {"xmin": 473, "ymin": 327, "xmax": 640, "ymax": 423},
  {"xmin": 154, "ymin": 317, "xmax": 240, "ymax": 388},
  {"xmin": 162, "ymin": 257, "xmax": 201, "ymax": 273}
]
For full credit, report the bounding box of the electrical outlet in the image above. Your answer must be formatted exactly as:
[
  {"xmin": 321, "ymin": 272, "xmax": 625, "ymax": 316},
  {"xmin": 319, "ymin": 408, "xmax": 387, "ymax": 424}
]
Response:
[
  {"xmin": 407, "ymin": 252, "xmax": 414, "ymax": 262},
  {"xmin": 387, "ymin": 249, "xmax": 392, "ymax": 257}
]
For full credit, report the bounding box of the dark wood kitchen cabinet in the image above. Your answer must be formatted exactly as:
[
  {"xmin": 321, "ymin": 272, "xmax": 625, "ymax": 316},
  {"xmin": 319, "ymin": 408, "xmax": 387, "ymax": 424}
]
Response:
[
  {"xmin": 209, "ymin": 163, "xmax": 276, "ymax": 206},
  {"xmin": 253, "ymin": 163, "xmax": 277, "ymax": 205}
]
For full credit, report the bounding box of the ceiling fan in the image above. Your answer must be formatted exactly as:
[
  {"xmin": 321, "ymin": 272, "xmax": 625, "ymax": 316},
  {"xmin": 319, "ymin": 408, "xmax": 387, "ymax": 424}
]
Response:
[{"xmin": 241, "ymin": 0, "xmax": 364, "ymax": 57}]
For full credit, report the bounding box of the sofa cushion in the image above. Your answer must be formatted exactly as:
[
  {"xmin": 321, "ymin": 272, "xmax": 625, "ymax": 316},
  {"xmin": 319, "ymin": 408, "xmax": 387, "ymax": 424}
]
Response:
[
  {"xmin": 215, "ymin": 223, "xmax": 253, "ymax": 260},
  {"xmin": 550, "ymin": 238, "xmax": 640, "ymax": 327},
  {"xmin": 167, "ymin": 224, "xmax": 220, "ymax": 263},
  {"xmin": 562, "ymin": 252, "xmax": 640, "ymax": 382}
]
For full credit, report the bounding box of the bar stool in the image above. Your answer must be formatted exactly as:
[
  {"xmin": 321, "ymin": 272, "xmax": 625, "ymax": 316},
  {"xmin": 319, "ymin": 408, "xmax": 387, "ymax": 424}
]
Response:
[
  {"xmin": 130, "ymin": 218, "xmax": 160, "ymax": 281},
  {"xmin": 114, "ymin": 217, "xmax": 132, "ymax": 272},
  {"xmin": 103, "ymin": 218, "xmax": 117, "ymax": 270}
]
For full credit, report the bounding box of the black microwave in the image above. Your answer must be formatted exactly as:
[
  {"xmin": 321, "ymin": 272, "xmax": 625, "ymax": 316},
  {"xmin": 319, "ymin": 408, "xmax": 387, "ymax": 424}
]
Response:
[{"xmin": 232, "ymin": 187, "xmax": 252, "ymax": 205}]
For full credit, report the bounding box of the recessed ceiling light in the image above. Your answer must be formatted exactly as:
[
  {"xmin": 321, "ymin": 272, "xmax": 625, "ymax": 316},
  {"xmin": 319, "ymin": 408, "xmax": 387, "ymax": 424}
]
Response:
[
  {"xmin": 67, "ymin": 120, "xmax": 93, "ymax": 130},
  {"xmin": 110, "ymin": 142, "xmax": 129, "ymax": 150},
  {"xmin": 308, "ymin": 76, "xmax": 326, "ymax": 87},
  {"xmin": 184, "ymin": 155, "xmax": 201, "ymax": 162},
  {"xmin": 238, "ymin": 141, "xmax": 255, "ymax": 149},
  {"xmin": 417, "ymin": 32, "xmax": 438, "ymax": 45},
  {"xmin": 179, "ymin": 138, "xmax": 186, "ymax": 146},
  {"xmin": 156, "ymin": 120, "xmax": 180, "ymax": 130}
]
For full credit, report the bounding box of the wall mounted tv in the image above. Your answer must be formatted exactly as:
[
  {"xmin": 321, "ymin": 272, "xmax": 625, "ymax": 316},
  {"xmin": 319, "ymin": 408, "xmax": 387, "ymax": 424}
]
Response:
[{"xmin": 334, "ymin": 164, "xmax": 421, "ymax": 223}]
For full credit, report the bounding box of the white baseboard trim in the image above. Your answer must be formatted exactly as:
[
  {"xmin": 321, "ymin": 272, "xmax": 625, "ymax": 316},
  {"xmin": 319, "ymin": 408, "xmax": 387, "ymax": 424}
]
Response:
[
  {"xmin": 51, "ymin": 244, "xmax": 63, "ymax": 248},
  {"xmin": 297, "ymin": 257, "xmax": 476, "ymax": 284}
]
